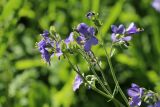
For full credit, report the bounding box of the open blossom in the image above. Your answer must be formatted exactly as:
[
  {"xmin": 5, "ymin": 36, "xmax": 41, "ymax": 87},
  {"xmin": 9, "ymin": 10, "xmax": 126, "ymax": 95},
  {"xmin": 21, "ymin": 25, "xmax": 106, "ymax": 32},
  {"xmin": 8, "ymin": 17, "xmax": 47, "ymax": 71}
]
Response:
[
  {"xmin": 76, "ymin": 23, "xmax": 98, "ymax": 52},
  {"xmin": 127, "ymin": 83, "xmax": 144, "ymax": 107},
  {"xmin": 152, "ymin": 0, "xmax": 160, "ymax": 12},
  {"xmin": 111, "ymin": 23, "xmax": 142, "ymax": 42},
  {"xmin": 73, "ymin": 74, "xmax": 83, "ymax": 91}
]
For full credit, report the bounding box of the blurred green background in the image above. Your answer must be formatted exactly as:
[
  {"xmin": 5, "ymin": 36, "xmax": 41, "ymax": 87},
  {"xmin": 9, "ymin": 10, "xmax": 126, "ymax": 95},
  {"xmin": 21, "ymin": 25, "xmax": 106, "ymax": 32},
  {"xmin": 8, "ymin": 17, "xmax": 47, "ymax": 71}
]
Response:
[{"xmin": 0, "ymin": 0, "xmax": 160, "ymax": 107}]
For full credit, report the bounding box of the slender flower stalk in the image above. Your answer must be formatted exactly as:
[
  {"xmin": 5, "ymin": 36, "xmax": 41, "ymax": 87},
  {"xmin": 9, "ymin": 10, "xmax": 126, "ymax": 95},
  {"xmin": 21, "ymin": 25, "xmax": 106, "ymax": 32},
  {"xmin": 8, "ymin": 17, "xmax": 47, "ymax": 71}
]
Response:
[
  {"xmin": 90, "ymin": 51, "xmax": 112, "ymax": 93},
  {"xmin": 102, "ymin": 43, "xmax": 130, "ymax": 107},
  {"xmin": 77, "ymin": 49, "xmax": 121, "ymax": 107},
  {"xmin": 65, "ymin": 54, "xmax": 125, "ymax": 107},
  {"xmin": 77, "ymin": 48, "xmax": 112, "ymax": 96}
]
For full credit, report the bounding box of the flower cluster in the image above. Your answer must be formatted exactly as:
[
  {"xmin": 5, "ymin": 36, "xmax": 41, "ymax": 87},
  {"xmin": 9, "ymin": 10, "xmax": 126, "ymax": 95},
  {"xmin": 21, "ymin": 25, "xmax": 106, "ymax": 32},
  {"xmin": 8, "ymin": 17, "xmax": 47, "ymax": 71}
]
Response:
[
  {"xmin": 37, "ymin": 30, "xmax": 63, "ymax": 64},
  {"xmin": 111, "ymin": 23, "xmax": 143, "ymax": 47},
  {"xmin": 127, "ymin": 83, "xmax": 160, "ymax": 107},
  {"xmin": 37, "ymin": 23, "xmax": 99, "ymax": 65}
]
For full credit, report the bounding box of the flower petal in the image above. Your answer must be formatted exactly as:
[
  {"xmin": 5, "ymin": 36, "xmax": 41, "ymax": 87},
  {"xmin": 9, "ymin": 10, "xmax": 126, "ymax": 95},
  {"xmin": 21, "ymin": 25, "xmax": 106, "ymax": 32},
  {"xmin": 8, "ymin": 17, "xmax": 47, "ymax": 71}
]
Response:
[
  {"xmin": 131, "ymin": 83, "xmax": 140, "ymax": 88},
  {"xmin": 76, "ymin": 36, "xmax": 85, "ymax": 45},
  {"xmin": 84, "ymin": 36, "xmax": 98, "ymax": 52},
  {"xmin": 127, "ymin": 88, "xmax": 140, "ymax": 97},
  {"xmin": 117, "ymin": 24, "xmax": 125, "ymax": 34},
  {"xmin": 41, "ymin": 49, "xmax": 50, "ymax": 64},
  {"xmin": 111, "ymin": 33, "xmax": 117, "ymax": 42},
  {"xmin": 122, "ymin": 36, "xmax": 132, "ymax": 41},
  {"xmin": 41, "ymin": 30, "xmax": 49, "ymax": 38},
  {"xmin": 65, "ymin": 32, "xmax": 74, "ymax": 45},
  {"xmin": 56, "ymin": 43, "xmax": 63, "ymax": 57},
  {"xmin": 154, "ymin": 101, "xmax": 160, "ymax": 107},
  {"xmin": 129, "ymin": 96, "xmax": 141, "ymax": 107},
  {"xmin": 77, "ymin": 23, "xmax": 89, "ymax": 36},
  {"xmin": 152, "ymin": 0, "xmax": 160, "ymax": 12},
  {"xmin": 111, "ymin": 25, "xmax": 118, "ymax": 33},
  {"xmin": 87, "ymin": 27, "xmax": 95, "ymax": 36},
  {"xmin": 126, "ymin": 23, "xmax": 138, "ymax": 35},
  {"xmin": 73, "ymin": 74, "xmax": 83, "ymax": 91}
]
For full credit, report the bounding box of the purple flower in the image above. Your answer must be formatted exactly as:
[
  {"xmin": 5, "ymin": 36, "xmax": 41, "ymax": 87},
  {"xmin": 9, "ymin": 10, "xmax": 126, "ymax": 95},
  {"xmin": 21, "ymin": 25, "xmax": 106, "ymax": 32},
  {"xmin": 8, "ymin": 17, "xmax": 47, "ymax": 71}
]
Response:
[
  {"xmin": 154, "ymin": 101, "xmax": 160, "ymax": 107},
  {"xmin": 127, "ymin": 83, "xmax": 144, "ymax": 107},
  {"xmin": 111, "ymin": 23, "xmax": 143, "ymax": 42},
  {"xmin": 130, "ymin": 96, "xmax": 142, "ymax": 107},
  {"xmin": 41, "ymin": 30, "xmax": 49, "ymax": 38},
  {"xmin": 148, "ymin": 101, "xmax": 160, "ymax": 107},
  {"xmin": 41, "ymin": 48, "xmax": 51, "ymax": 65},
  {"xmin": 111, "ymin": 24, "xmax": 125, "ymax": 34},
  {"xmin": 152, "ymin": 0, "xmax": 160, "ymax": 12},
  {"xmin": 111, "ymin": 24, "xmax": 131, "ymax": 42},
  {"xmin": 38, "ymin": 39, "xmax": 46, "ymax": 51},
  {"xmin": 65, "ymin": 32, "xmax": 74, "ymax": 46},
  {"xmin": 126, "ymin": 23, "xmax": 141, "ymax": 35},
  {"xmin": 38, "ymin": 40, "xmax": 50, "ymax": 64},
  {"xmin": 77, "ymin": 23, "xmax": 90, "ymax": 37},
  {"xmin": 38, "ymin": 30, "xmax": 63, "ymax": 64},
  {"xmin": 55, "ymin": 43, "xmax": 63, "ymax": 57},
  {"xmin": 76, "ymin": 23, "xmax": 98, "ymax": 52},
  {"xmin": 111, "ymin": 33, "xmax": 132, "ymax": 42},
  {"xmin": 40, "ymin": 30, "xmax": 54, "ymax": 47},
  {"xmin": 86, "ymin": 12, "xmax": 95, "ymax": 19},
  {"xmin": 73, "ymin": 74, "xmax": 83, "ymax": 91}
]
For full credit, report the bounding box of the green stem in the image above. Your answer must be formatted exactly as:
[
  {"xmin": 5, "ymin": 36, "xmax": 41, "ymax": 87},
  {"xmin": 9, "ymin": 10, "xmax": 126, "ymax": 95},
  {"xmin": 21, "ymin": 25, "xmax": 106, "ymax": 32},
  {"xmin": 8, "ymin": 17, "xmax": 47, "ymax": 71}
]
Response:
[
  {"xmin": 91, "ymin": 51, "xmax": 112, "ymax": 93},
  {"xmin": 92, "ymin": 86, "xmax": 125, "ymax": 107},
  {"xmin": 102, "ymin": 44, "xmax": 129, "ymax": 107},
  {"xmin": 77, "ymin": 49, "xmax": 111, "ymax": 96},
  {"xmin": 78, "ymin": 49, "xmax": 121, "ymax": 107},
  {"xmin": 109, "ymin": 43, "xmax": 114, "ymax": 58},
  {"xmin": 65, "ymin": 54, "xmax": 125, "ymax": 107}
]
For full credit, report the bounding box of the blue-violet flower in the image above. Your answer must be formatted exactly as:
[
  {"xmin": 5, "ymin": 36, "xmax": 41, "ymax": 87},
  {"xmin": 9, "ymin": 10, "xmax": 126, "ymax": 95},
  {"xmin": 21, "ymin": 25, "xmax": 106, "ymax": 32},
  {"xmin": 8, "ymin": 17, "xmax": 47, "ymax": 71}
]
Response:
[
  {"xmin": 111, "ymin": 23, "xmax": 142, "ymax": 42},
  {"xmin": 152, "ymin": 0, "xmax": 160, "ymax": 12},
  {"xmin": 65, "ymin": 32, "xmax": 74, "ymax": 47},
  {"xmin": 73, "ymin": 74, "xmax": 83, "ymax": 91},
  {"xmin": 76, "ymin": 23, "xmax": 98, "ymax": 52},
  {"xmin": 38, "ymin": 39, "xmax": 51, "ymax": 64},
  {"xmin": 127, "ymin": 83, "xmax": 144, "ymax": 107}
]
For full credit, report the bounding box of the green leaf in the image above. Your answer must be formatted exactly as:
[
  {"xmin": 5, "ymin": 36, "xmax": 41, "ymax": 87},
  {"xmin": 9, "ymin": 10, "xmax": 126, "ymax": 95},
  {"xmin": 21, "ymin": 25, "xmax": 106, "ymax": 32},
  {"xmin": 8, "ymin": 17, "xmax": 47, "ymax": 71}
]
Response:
[{"xmin": 15, "ymin": 59, "xmax": 44, "ymax": 70}]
